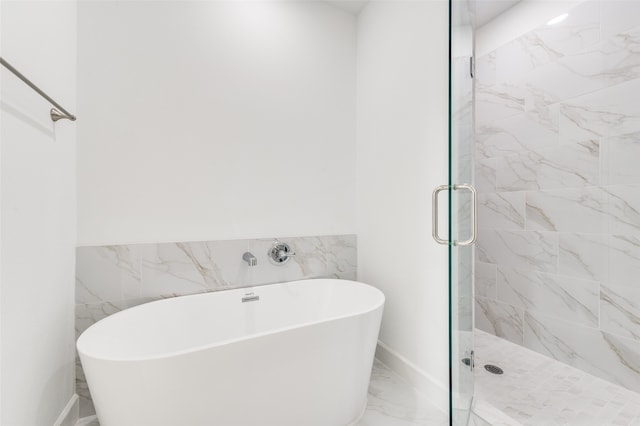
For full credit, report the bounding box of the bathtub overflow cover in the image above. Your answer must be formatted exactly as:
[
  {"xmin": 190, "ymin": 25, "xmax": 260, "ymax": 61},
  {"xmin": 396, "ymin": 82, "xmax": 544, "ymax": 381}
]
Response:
[{"xmin": 242, "ymin": 293, "xmax": 260, "ymax": 303}]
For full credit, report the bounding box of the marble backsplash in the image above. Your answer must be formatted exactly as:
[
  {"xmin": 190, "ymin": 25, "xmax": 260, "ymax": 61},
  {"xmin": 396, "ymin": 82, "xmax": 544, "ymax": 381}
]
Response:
[
  {"xmin": 474, "ymin": 1, "xmax": 640, "ymax": 394},
  {"xmin": 75, "ymin": 234, "xmax": 356, "ymax": 416}
]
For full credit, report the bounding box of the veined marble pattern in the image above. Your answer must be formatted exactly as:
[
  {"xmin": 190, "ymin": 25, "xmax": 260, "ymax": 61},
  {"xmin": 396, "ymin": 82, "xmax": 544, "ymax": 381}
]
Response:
[
  {"xmin": 495, "ymin": 0, "xmax": 600, "ymax": 84},
  {"xmin": 472, "ymin": 400, "xmax": 521, "ymax": 426},
  {"xmin": 533, "ymin": 140, "xmax": 599, "ymax": 190},
  {"xmin": 475, "ymin": 329, "xmax": 640, "ymax": 426},
  {"xmin": 476, "ymin": 229, "xmax": 558, "ymax": 273},
  {"xmin": 478, "ymin": 192, "xmax": 525, "ymax": 230},
  {"xmin": 602, "ymin": 131, "xmax": 640, "ymax": 185},
  {"xmin": 475, "ymin": 51, "xmax": 496, "ymax": 86},
  {"xmin": 493, "ymin": 153, "xmax": 537, "ymax": 192},
  {"xmin": 558, "ymin": 232, "xmax": 608, "ymax": 281},
  {"xmin": 323, "ymin": 234, "xmax": 358, "ymax": 280},
  {"xmin": 475, "ymin": 83, "xmax": 525, "ymax": 126},
  {"xmin": 608, "ymin": 234, "xmax": 640, "ymax": 289},
  {"xmin": 494, "ymin": 139, "xmax": 600, "ymax": 191},
  {"xmin": 559, "ymin": 79, "xmax": 640, "ymax": 145},
  {"xmin": 517, "ymin": 51, "xmax": 607, "ymax": 108},
  {"xmin": 525, "ymin": 186, "xmax": 608, "ymax": 233},
  {"xmin": 76, "ymin": 358, "xmax": 94, "ymax": 418},
  {"xmin": 76, "ymin": 245, "xmax": 140, "ymax": 304},
  {"xmin": 75, "ymin": 360, "xmax": 448, "ymax": 426},
  {"xmin": 601, "ymin": 283, "xmax": 640, "ymax": 342},
  {"xmin": 244, "ymin": 236, "xmax": 335, "ymax": 287},
  {"xmin": 488, "ymin": 123, "xmax": 597, "ymax": 193},
  {"xmin": 524, "ymin": 311, "xmax": 640, "ymax": 393},
  {"xmin": 475, "ymin": 262, "xmax": 497, "ymax": 299},
  {"xmin": 475, "ymin": 0, "xmax": 640, "ymax": 397},
  {"xmin": 79, "ymin": 235, "xmax": 356, "ymax": 302},
  {"xmin": 497, "ymin": 267, "xmax": 599, "ymax": 327},
  {"xmin": 517, "ymin": 22, "xmax": 640, "ymax": 110},
  {"xmin": 359, "ymin": 360, "xmax": 448, "ymax": 426},
  {"xmin": 601, "ymin": 24, "xmax": 640, "ymax": 86},
  {"xmin": 607, "ymin": 185, "xmax": 640, "ymax": 236},
  {"xmin": 75, "ymin": 298, "xmax": 155, "ymax": 339},
  {"xmin": 140, "ymin": 240, "xmax": 248, "ymax": 297},
  {"xmin": 477, "ymin": 105, "xmax": 559, "ymax": 161},
  {"xmin": 497, "ymin": 35, "xmax": 564, "ymax": 83},
  {"xmin": 602, "ymin": 2, "xmax": 640, "ymax": 42},
  {"xmin": 475, "ymin": 297, "xmax": 524, "ymax": 345},
  {"xmin": 75, "ymin": 234, "xmax": 357, "ymax": 417},
  {"xmin": 476, "ymin": 158, "xmax": 499, "ymax": 194},
  {"xmin": 75, "ymin": 298, "xmax": 158, "ymax": 418},
  {"xmin": 601, "ymin": 235, "xmax": 640, "ymax": 342}
]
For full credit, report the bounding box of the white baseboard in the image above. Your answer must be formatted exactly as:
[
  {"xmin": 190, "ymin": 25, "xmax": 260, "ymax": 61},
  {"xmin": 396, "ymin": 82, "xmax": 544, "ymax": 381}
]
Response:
[
  {"xmin": 53, "ymin": 394, "xmax": 79, "ymax": 426},
  {"xmin": 375, "ymin": 341, "xmax": 449, "ymax": 413},
  {"xmin": 75, "ymin": 415, "xmax": 99, "ymax": 426}
]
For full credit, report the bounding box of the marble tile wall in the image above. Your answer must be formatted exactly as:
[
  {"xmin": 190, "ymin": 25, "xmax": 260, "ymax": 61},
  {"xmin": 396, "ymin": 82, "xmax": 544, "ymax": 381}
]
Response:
[
  {"xmin": 75, "ymin": 234, "xmax": 356, "ymax": 416},
  {"xmin": 474, "ymin": 0, "xmax": 640, "ymax": 394}
]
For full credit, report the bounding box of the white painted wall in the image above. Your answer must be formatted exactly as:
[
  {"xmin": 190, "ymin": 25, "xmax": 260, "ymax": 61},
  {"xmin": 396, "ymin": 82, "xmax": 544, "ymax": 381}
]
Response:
[
  {"xmin": 77, "ymin": 1, "xmax": 357, "ymax": 246},
  {"xmin": 1, "ymin": 1, "xmax": 77, "ymax": 425},
  {"xmin": 76, "ymin": 0, "xmax": 452, "ymax": 412},
  {"xmin": 356, "ymin": 0, "xmax": 450, "ymax": 407}
]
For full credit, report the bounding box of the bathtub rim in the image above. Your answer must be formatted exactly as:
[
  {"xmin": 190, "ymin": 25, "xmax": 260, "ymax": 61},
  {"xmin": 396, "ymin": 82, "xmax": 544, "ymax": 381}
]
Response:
[{"xmin": 77, "ymin": 278, "xmax": 385, "ymax": 363}]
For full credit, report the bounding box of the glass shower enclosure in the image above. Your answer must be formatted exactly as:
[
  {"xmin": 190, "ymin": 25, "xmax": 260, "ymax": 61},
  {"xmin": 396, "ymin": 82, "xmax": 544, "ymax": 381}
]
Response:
[{"xmin": 439, "ymin": 0, "xmax": 476, "ymax": 424}]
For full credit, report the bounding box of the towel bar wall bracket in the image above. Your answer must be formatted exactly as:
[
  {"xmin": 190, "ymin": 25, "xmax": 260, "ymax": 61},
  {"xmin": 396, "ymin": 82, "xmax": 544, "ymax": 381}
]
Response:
[
  {"xmin": 50, "ymin": 108, "xmax": 74, "ymax": 122},
  {"xmin": 0, "ymin": 56, "xmax": 76, "ymax": 122}
]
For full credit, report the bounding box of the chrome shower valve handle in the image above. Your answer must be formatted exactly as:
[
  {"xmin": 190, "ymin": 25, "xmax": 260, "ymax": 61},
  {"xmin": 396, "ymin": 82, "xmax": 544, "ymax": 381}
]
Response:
[{"xmin": 269, "ymin": 240, "xmax": 296, "ymax": 265}]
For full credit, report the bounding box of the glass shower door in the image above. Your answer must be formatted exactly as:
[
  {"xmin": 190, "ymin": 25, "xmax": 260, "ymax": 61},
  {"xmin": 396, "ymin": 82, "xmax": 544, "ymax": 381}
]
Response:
[{"xmin": 447, "ymin": 0, "xmax": 476, "ymax": 424}]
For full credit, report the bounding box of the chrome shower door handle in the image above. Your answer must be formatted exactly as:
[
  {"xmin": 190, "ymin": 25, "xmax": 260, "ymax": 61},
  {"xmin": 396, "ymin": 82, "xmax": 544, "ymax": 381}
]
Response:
[
  {"xmin": 431, "ymin": 183, "xmax": 477, "ymax": 246},
  {"xmin": 432, "ymin": 184, "xmax": 450, "ymax": 245},
  {"xmin": 453, "ymin": 184, "xmax": 477, "ymax": 247}
]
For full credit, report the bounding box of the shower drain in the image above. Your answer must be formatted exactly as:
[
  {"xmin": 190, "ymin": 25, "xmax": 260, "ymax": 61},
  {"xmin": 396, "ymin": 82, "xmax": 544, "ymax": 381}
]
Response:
[{"xmin": 484, "ymin": 364, "xmax": 504, "ymax": 375}]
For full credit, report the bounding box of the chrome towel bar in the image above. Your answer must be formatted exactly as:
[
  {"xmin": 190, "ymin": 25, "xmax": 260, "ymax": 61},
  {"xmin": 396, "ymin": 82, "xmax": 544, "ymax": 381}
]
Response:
[{"xmin": 0, "ymin": 56, "xmax": 76, "ymax": 122}]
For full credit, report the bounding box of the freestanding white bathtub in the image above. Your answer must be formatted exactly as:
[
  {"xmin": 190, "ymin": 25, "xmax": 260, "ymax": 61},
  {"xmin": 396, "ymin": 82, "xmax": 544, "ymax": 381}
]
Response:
[{"xmin": 77, "ymin": 279, "xmax": 385, "ymax": 426}]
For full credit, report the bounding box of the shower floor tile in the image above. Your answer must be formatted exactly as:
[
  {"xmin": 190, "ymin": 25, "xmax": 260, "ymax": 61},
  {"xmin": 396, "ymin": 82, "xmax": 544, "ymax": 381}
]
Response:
[
  {"xmin": 75, "ymin": 359, "xmax": 448, "ymax": 426},
  {"xmin": 474, "ymin": 329, "xmax": 640, "ymax": 426}
]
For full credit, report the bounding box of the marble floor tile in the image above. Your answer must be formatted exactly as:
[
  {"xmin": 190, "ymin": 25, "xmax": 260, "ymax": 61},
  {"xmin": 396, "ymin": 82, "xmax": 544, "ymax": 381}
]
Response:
[
  {"xmin": 474, "ymin": 329, "xmax": 640, "ymax": 426},
  {"xmin": 473, "ymin": 400, "xmax": 522, "ymax": 426},
  {"xmin": 358, "ymin": 360, "xmax": 449, "ymax": 426},
  {"xmin": 75, "ymin": 360, "xmax": 448, "ymax": 426}
]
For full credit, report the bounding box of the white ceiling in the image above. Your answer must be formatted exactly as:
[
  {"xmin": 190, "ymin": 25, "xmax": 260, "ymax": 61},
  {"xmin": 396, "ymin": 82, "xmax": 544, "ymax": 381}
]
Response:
[
  {"xmin": 326, "ymin": 0, "xmax": 369, "ymax": 15},
  {"xmin": 475, "ymin": 0, "xmax": 522, "ymax": 28},
  {"xmin": 326, "ymin": 0, "xmax": 521, "ymax": 26}
]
